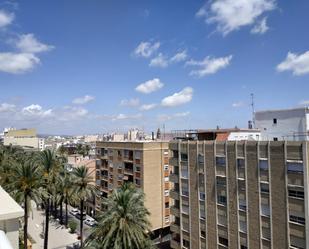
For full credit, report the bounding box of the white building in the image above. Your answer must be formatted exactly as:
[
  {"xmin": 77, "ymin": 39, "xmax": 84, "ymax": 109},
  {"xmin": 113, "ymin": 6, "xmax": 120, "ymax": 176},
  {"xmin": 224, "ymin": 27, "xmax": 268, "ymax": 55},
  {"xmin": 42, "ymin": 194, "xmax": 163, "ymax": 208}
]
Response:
[
  {"xmin": 0, "ymin": 186, "xmax": 23, "ymax": 249},
  {"xmin": 255, "ymin": 107, "xmax": 309, "ymax": 141}
]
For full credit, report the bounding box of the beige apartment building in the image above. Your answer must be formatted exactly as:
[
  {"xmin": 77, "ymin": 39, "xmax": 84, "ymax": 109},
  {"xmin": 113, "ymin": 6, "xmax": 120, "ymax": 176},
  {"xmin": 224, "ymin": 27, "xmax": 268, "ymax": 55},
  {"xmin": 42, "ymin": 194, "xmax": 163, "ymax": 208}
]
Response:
[
  {"xmin": 93, "ymin": 141, "xmax": 170, "ymax": 232},
  {"xmin": 169, "ymin": 140, "xmax": 308, "ymax": 249}
]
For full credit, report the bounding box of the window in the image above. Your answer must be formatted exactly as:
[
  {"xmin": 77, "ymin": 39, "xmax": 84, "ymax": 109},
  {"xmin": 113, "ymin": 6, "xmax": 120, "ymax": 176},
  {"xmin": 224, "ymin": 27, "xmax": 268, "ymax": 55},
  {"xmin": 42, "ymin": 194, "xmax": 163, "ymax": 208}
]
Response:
[
  {"xmin": 164, "ymin": 176, "xmax": 169, "ymax": 182},
  {"xmin": 164, "ymin": 190, "xmax": 169, "ymax": 196},
  {"xmin": 199, "ymin": 192, "xmax": 205, "ymax": 201},
  {"xmin": 164, "ymin": 165, "xmax": 169, "ymax": 171},
  {"xmin": 164, "ymin": 150, "xmax": 169, "ymax": 155},
  {"xmin": 172, "ymin": 150, "xmax": 179, "ymax": 159},
  {"xmin": 217, "ymin": 177, "xmax": 226, "ymax": 187},
  {"xmin": 165, "ymin": 216, "xmax": 170, "ymax": 223},
  {"xmin": 198, "ymin": 154, "xmax": 204, "ymax": 164},
  {"xmin": 135, "ymin": 179, "xmax": 141, "ymax": 186},
  {"xmin": 260, "ymin": 183, "xmax": 269, "ymax": 194},
  {"xmin": 273, "ymin": 118, "xmax": 277, "ymax": 124},
  {"xmin": 288, "ymin": 189, "xmax": 304, "ymax": 199},
  {"xmin": 287, "ymin": 162, "xmax": 303, "ymax": 173},
  {"xmin": 273, "ymin": 137, "xmax": 278, "ymax": 141},
  {"xmin": 135, "ymin": 165, "xmax": 141, "ymax": 172},
  {"xmin": 216, "ymin": 157, "xmax": 226, "ymax": 167},
  {"xmin": 237, "ymin": 158, "xmax": 245, "ymax": 169},
  {"xmin": 165, "ymin": 202, "xmax": 169, "ymax": 208},
  {"xmin": 218, "ymin": 237, "xmax": 228, "ymax": 247},
  {"xmin": 259, "ymin": 160, "xmax": 268, "ymax": 171},
  {"xmin": 290, "ymin": 215, "xmax": 305, "ymax": 225},
  {"xmin": 217, "ymin": 195, "xmax": 227, "ymax": 205},
  {"xmin": 181, "ymin": 153, "xmax": 188, "ymax": 162},
  {"xmin": 201, "ymin": 230, "xmax": 206, "ymax": 238},
  {"xmin": 182, "ymin": 239, "xmax": 190, "ymax": 248}
]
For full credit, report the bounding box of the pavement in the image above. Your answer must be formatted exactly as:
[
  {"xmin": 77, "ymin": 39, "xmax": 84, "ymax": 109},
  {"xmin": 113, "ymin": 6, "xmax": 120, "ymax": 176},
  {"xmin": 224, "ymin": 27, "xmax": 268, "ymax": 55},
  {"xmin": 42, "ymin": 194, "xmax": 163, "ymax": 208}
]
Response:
[{"xmin": 28, "ymin": 201, "xmax": 80, "ymax": 249}]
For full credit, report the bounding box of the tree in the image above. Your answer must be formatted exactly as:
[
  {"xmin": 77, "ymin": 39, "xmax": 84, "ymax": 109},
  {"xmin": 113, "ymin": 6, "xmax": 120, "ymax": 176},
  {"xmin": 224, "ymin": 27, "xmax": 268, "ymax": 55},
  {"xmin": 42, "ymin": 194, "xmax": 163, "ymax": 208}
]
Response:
[
  {"xmin": 9, "ymin": 160, "xmax": 42, "ymax": 249},
  {"xmin": 37, "ymin": 149, "xmax": 60, "ymax": 249},
  {"xmin": 72, "ymin": 166, "xmax": 96, "ymax": 247},
  {"xmin": 85, "ymin": 183, "xmax": 155, "ymax": 249}
]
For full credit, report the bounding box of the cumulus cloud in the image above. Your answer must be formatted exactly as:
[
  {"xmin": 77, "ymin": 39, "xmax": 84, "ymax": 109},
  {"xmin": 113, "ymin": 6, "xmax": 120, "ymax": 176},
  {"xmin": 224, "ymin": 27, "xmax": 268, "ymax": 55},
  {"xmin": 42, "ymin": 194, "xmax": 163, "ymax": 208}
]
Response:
[
  {"xmin": 120, "ymin": 98, "xmax": 140, "ymax": 107},
  {"xmin": 251, "ymin": 17, "xmax": 269, "ymax": 34},
  {"xmin": 72, "ymin": 95, "xmax": 95, "ymax": 105},
  {"xmin": 186, "ymin": 55, "xmax": 232, "ymax": 77},
  {"xmin": 232, "ymin": 101, "xmax": 245, "ymax": 107},
  {"xmin": 134, "ymin": 41, "xmax": 160, "ymax": 58},
  {"xmin": 149, "ymin": 53, "xmax": 169, "ymax": 68},
  {"xmin": 135, "ymin": 78, "xmax": 164, "ymax": 94},
  {"xmin": 22, "ymin": 104, "xmax": 53, "ymax": 117},
  {"xmin": 161, "ymin": 87, "xmax": 193, "ymax": 107},
  {"xmin": 139, "ymin": 103, "xmax": 157, "ymax": 111},
  {"xmin": 158, "ymin": 112, "xmax": 190, "ymax": 122},
  {"xmin": 0, "ymin": 9, "xmax": 14, "ymax": 28},
  {"xmin": 170, "ymin": 50, "xmax": 188, "ymax": 63},
  {"xmin": 197, "ymin": 0, "xmax": 276, "ymax": 35},
  {"xmin": 276, "ymin": 51, "xmax": 309, "ymax": 76},
  {"xmin": 16, "ymin": 33, "xmax": 54, "ymax": 53},
  {"xmin": 0, "ymin": 52, "xmax": 40, "ymax": 74},
  {"xmin": 0, "ymin": 103, "xmax": 15, "ymax": 112}
]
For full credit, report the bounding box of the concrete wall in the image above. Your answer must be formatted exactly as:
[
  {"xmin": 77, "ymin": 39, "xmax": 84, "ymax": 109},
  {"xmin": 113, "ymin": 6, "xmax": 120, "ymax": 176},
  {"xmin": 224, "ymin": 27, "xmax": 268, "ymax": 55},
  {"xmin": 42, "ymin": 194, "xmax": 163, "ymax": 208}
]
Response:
[
  {"xmin": 255, "ymin": 108, "xmax": 309, "ymax": 141},
  {"xmin": 4, "ymin": 137, "xmax": 39, "ymax": 148},
  {"xmin": 0, "ymin": 219, "xmax": 20, "ymax": 249}
]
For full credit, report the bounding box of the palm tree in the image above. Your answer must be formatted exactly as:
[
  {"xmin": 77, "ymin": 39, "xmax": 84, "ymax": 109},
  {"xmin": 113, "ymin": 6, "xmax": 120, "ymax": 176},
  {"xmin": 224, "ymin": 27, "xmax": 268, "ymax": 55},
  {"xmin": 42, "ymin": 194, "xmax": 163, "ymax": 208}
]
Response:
[
  {"xmin": 9, "ymin": 160, "xmax": 42, "ymax": 249},
  {"xmin": 37, "ymin": 149, "xmax": 60, "ymax": 249},
  {"xmin": 85, "ymin": 183, "xmax": 155, "ymax": 249},
  {"xmin": 72, "ymin": 166, "xmax": 96, "ymax": 247}
]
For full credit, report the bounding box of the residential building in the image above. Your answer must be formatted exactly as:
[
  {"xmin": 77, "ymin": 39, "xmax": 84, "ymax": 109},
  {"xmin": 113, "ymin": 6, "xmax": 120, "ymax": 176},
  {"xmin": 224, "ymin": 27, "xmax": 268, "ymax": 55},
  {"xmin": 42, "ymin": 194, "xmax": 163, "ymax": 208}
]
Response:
[
  {"xmin": 172, "ymin": 128, "xmax": 261, "ymax": 141},
  {"xmin": 255, "ymin": 107, "xmax": 309, "ymax": 141},
  {"xmin": 3, "ymin": 128, "xmax": 45, "ymax": 151},
  {"xmin": 94, "ymin": 141, "xmax": 170, "ymax": 232},
  {"xmin": 0, "ymin": 186, "xmax": 24, "ymax": 249},
  {"xmin": 169, "ymin": 140, "xmax": 308, "ymax": 249}
]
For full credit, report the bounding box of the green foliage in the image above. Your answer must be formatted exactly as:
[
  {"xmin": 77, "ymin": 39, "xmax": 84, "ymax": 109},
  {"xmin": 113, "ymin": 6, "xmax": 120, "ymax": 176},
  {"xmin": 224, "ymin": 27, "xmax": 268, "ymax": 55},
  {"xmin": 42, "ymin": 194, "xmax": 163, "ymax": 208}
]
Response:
[
  {"xmin": 85, "ymin": 183, "xmax": 156, "ymax": 249},
  {"xmin": 68, "ymin": 220, "xmax": 77, "ymax": 233}
]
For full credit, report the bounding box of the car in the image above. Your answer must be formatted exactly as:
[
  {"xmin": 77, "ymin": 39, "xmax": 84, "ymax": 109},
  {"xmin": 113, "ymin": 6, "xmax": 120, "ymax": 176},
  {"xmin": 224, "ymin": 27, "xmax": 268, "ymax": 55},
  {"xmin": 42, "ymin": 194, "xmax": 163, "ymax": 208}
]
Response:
[
  {"xmin": 85, "ymin": 218, "xmax": 97, "ymax": 227},
  {"xmin": 75, "ymin": 211, "xmax": 87, "ymax": 220},
  {"xmin": 69, "ymin": 208, "xmax": 79, "ymax": 216}
]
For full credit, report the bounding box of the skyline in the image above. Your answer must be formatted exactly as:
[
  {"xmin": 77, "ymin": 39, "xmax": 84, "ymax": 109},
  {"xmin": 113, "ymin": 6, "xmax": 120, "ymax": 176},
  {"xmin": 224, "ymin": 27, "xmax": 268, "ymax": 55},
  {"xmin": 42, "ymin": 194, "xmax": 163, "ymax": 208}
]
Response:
[{"xmin": 0, "ymin": 0, "xmax": 309, "ymax": 134}]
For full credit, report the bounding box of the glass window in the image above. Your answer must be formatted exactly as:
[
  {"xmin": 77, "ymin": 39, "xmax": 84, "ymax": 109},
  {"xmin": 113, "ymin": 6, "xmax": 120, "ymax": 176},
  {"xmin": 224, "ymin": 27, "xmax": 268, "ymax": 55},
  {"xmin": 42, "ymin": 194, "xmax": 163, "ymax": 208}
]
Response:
[
  {"xmin": 199, "ymin": 192, "xmax": 205, "ymax": 201},
  {"xmin": 198, "ymin": 154, "xmax": 204, "ymax": 164},
  {"xmin": 260, "ymin": 183, "xmax": 269, "ymax": 194},
  {"xmin": 290, "ymin": 215, "xmax": 305, "ymax": 225},
  {"xmin": 259, "ymin": 160, "xmax": 268, "ymax": 171},
  {"xmin": 237, "ymin": 158, "xmax": 245, "ymax": 169},
  {"xmin": 217, "ymin": 195, "xmax": 227, "ymax": 205},
  {"xmin": 164, "ymin": 165, "xmax": 169, "ymax": 171},
  {"xmin": 218, "ymin": 237, "xmax": 228, "ymax": 247},
  {"xmin": 181, "ymin": 153, "xmax": 188, "ymax": 162},
  {"xmin": 216, "ymin": 157, "xmax": 226, "ymax": 167},
  {"xmin": 288, "ymin": 189, "xmax": 304, "ymax": 199},
  {"xmin": 287, "ymin": 162, "xmax": 303, "ymax": 173},
  {"xmin": 164, "ymin": 190, "xmax": 169, "ymax": 196}
]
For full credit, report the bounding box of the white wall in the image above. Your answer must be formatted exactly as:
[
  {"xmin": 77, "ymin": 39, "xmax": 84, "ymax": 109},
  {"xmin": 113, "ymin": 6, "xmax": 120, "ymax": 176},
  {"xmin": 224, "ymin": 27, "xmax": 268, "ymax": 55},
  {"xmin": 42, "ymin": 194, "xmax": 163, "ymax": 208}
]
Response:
[
  {"xmin": 228, "ymin": 131, "xmax": 261, "ymax": 141},
  {"xmin": 0, "ymin": 219, "xmax": 20, "ymax": 249},
  {"xmin": 255, "ymin": 108, "xmax": 308, "ymax": 141},
  {"xmin": 3, "ymin": 137, "xmax": 40, "ymax": 148}
]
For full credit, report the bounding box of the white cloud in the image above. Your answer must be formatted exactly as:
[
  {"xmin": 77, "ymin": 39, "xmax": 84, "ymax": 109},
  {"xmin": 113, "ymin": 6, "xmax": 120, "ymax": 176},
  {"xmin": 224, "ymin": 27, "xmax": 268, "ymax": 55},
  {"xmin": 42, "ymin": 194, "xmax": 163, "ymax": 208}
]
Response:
[
  {"xmin": 134, "ymin": 41, "xmax": 160, "ymax": 58},
  {"xmin": 0, "ymin": 9, "xmax": 14, "ymax": 28},
  {"xmin": 112, "ymin": 113, "xmax": 142, "ymax": 121},
  {"xmin": 186, "ymin": 55, "xmax": 232, "ymax": 77},
  {"xmin": 232, "ymin": 101, "xmax": 245, "ymax": 107},
  {"xmin": 120, "ymin": 98, "xmax": 140, "ymax": 107},
  {"xmin": 158, "ymin": 112, "xmax": 190, "ymax": 122},
  {"xmin": 135, "ymin": 78, "xmax": 164, "ymax": 94},
  {"xmin": 170, "ymin": 50, "xmax": 188, "ymax": 63},
  {"xmin": 149, "ymin": 53, "xmax": 169, "ymax": 68},
  {"xmin": 197, "ymin": 0, "xmax": 276, "ymax": 35},
  {"xmin": 139, "ymin": 103, "xmax": 157, "ymax": 111},
  {"xmin": 72, "ymin": 95, "xmax": 95, "ymax": 105},
  {"xmin": 161, "ymin": 87, "xmax": 193, "ymax": 107},
  {"xmin": 277, "ymin": 51, "xmax": 309, "ymax": 76},
  {"xmin": 0, "ymin": 103, "xmax": 15, "ymax": 112},
  {"xmin": 0, "ymin": 52, "xmax": 40, "ymax": 74},
  {"xmin": 16, "ymin": 33, "xmax": 54, "ymax": 53},
  {"xmin": 22, "ymin": 104, "xmax": 53, "ymax": 117},
  {"xmin": 251, "ymin": 17, "xmax": 269, "ymax": 34},
  {"xmin": 299, "ymin": 100, "xmax": 309, "ymax": 106}
]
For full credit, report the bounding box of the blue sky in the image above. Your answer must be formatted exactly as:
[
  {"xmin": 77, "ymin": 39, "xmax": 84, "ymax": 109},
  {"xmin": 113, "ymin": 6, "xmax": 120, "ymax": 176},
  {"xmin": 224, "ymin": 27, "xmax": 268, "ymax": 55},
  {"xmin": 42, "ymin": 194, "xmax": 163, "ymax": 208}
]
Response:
[{"xmin": 0, "ymin": 0, "xmax": 308, "ymax": 135}]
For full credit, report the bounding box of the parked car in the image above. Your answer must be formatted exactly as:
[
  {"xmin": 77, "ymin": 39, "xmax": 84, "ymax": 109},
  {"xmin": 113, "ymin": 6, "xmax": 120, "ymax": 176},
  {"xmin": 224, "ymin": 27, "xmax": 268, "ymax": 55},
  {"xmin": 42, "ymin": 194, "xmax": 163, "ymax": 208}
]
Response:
[
  {"xmin": 75, "ymin": 211, "xmax": 87, "ymax": 220},
  {"xmin": 85, "ymin": 217, "xmax": 97, "ymax": 227},
  {"xmin": 69, "ymin": 208, "xmax": 79, "ymax": 216}
]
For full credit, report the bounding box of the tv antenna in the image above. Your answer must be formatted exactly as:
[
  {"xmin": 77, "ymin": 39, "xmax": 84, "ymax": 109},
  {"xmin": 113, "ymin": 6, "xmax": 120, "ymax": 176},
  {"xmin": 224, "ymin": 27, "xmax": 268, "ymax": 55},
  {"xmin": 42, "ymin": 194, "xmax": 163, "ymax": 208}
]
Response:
[{"xmin": 251, "ymin": 93, "xmax": 255, "ymax": 128}]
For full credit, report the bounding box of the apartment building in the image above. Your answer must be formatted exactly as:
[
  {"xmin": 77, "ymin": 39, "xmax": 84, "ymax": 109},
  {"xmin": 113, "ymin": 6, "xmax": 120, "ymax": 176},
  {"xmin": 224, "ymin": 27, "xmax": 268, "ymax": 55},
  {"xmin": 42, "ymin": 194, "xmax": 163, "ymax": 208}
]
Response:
[
  {"xmin": 93, "ymin": 141, "xmax": 170, "ymax": 232},
  {"xmin": 255, "ymin": 107, "xmax": 309, "ymax": 141},
  {"xmin": 169, "ymin": 140, "xmax": 309, "ymax": 249}
]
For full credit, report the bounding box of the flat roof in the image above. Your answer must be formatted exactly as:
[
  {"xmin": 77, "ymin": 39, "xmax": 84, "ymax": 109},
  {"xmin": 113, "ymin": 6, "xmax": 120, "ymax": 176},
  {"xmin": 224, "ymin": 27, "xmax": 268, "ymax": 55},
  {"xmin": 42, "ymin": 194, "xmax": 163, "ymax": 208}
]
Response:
[
  {"xmin": 255, "ymin": 106, "xmax": 309, "ymax": 114},
  {"xmin": 0, "ymin": 186, "xmax": 24, "ymax": 221}
]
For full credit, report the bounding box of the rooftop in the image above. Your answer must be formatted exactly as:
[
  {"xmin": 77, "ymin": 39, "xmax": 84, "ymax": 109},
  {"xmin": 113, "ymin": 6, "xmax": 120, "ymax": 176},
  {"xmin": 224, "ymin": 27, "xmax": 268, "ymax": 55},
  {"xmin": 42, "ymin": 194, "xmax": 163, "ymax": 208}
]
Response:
[{"xmin": 0, "ymin": 186, "xmax": 23, "ymax": 221}]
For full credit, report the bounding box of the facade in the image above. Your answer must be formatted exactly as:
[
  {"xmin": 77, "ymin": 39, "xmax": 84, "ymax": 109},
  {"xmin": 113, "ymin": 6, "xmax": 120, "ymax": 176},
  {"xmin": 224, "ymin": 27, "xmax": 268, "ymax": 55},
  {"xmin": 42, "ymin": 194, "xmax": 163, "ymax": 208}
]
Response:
[
  {"xmin": 94, "ymin": 141, "xmax": 170, "ymax": 232},
  {"xmin": 0, "ymin": 186, "xmax": 24, "ymax": 249},
  {"xmin": 255, "ymin": 107, "xmax": 309, "ymax": 141},
  {"xmin": 3, "ymin": 128, "xmax": 45, "ymax": 151},
  {"xmin": 169, "ymin": 140, "xmax": 309, "ymax": 249}
]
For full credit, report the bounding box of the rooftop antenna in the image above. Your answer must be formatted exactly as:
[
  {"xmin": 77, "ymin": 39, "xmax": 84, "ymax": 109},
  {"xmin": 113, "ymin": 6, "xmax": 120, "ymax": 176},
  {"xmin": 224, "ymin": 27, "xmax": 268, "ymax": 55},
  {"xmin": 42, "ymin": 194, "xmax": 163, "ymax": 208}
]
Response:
[{"xmin": 251, "ymin": 93, "xmax": 255, "ymax": 128}]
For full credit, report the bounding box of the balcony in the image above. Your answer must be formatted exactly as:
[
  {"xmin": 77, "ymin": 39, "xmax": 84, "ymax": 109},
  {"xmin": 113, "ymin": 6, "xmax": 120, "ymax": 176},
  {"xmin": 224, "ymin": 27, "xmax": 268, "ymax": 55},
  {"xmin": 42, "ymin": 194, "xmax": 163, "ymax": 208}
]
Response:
[
  {"xmin": 169, "ymin": 174, "xmax": 179, "ymax": 183},
  {"xmin": 170, "ymin": 189, "xmax": 179, "ymax": 200},
  {"xmin": 170, "ymin": 223, "xmax": 180, "ymax": 233}
]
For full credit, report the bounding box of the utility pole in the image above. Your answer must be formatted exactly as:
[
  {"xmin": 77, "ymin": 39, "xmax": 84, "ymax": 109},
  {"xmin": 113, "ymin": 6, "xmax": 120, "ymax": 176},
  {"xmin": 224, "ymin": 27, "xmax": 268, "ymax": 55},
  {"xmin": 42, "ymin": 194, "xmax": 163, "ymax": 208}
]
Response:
[{"xmin": 251, "ymin": 93, "xmax": 255, "ymax": 128}]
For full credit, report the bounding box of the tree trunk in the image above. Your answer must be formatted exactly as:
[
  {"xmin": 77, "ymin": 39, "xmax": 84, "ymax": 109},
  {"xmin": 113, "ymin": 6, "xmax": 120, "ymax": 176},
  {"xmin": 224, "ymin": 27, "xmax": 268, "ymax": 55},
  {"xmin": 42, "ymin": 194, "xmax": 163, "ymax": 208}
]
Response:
[
  {"xmin": 59, "ymin": 198, "xmax": 63, "ymax": 225},
  {"xmin": 80, "ymin": 199, "xmax": 84, "ymax": 247},
  {"xmin": 44, "ymin": 198, "xmax": 50, "ymax": 249},
  {"xmin": 65, "ymin": 198, "xmax": 68, "ymax": 227},
  {"xmin": 24, "ymin": 194, "xmax": 28, "ymax": 249}
]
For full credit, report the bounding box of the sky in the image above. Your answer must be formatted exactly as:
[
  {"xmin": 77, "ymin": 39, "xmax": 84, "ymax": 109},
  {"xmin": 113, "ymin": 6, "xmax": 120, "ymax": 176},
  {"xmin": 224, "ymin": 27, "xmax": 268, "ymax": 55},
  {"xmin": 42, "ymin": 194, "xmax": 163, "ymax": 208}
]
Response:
[{"xmin": 0, "ymin": 0, "xmax": 309, "ymax": 135}]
